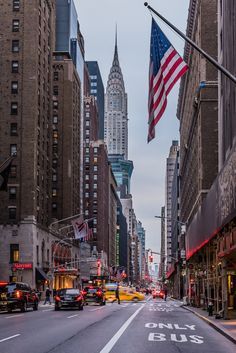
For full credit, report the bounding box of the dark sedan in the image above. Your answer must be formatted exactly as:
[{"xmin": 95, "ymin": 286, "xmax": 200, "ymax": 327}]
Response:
[
  {"xmin": 0, "ymin": 282, "xmax": 38, "ymax": 312},
  {"xmin": 54, "ymin": 288, "xmax": 84, "ymax": 311},
  {"xmin": 82, "ymin": 286, "xmax": 106, "ymax": 306}
]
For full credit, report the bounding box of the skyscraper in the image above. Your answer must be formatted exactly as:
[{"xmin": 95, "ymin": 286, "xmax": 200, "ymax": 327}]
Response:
[
  {"xmin": 86, "ymin": 61, "xmax": 105, "ymax": 140},
  {"xmin": 104, "ymin": 33, "xmax": 128, "ymax": 159}
]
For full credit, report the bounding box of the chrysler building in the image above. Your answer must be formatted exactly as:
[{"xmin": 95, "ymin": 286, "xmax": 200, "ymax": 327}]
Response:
[{"xmin": 104, "ymin": 33, "xmax": 128, "ymax": 159}]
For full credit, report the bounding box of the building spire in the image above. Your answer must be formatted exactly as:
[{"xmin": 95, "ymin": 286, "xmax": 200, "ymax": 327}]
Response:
[{"xmin": 114, "ymin": 24, "xmax": 118, "ymax": 61}]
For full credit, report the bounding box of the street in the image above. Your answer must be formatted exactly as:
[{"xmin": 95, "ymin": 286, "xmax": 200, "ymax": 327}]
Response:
[{"xmin": 0, "ymin": 298, "xmax": 235, "ymax": 353}]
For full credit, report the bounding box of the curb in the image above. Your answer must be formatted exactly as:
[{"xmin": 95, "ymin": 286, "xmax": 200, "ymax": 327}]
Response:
[{"xmin": 182, "ymin": 305, "xmax": 236, "ymax": 344}]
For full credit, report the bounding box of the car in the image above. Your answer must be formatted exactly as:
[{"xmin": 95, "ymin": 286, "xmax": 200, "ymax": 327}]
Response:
[
  {"xmin": 0, "ymin": 282, "xmax": 39, "ymax": 313},
  {"xmin": 54, "ymin": 288, "xmax": 84, "ymax": 311},
  {"xmin": 82, "ymin": 286, "xmax": 106, "ymax": 306},
  {"xmin": 104, "ymin": 284, "xmax": 145, "ymax": 302},
  {"xmin": 152, "ymin": 289, "xmax": 165, "ymax": 299}
]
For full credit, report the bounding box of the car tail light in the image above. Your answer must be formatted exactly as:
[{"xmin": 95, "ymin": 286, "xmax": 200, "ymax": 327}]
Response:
[
  {"xmin": 55, "ymin": 295, "xmax": 61, "ymax": 302},
  {"xmin": 76, "ymin": 296, "xmax": 82, "ymax": 301},
  {"xmin": 81, "ymin": 290, "xmax": 86, "ymax": 296},
  {"xmin": 96, "ymin": 290, "xmax": 102, "ymax": 296},
  {"xmin": 15, "ymin": 290, "xmax": 21, "ymax": 298}
]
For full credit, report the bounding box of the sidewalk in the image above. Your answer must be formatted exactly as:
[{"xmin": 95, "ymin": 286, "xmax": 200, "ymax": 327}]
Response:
[{"xmin": 182, "ymin": 305, "xmax": 236, "ymax": 344}]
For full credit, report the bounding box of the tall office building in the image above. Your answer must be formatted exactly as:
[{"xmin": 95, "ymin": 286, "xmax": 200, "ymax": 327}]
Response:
[
  {"xmin": 104, "ymin": 34, "xmax": 128, "ymax": 159},
  {"xmin": 165, "ymin": 141, "xmax": 179, "ymax": 268},
  {"xmin": 0, "ymin": 0, "xmax": 56, "ymax": 284},
  {"xmin": 86, "ymin": 61, "xmax": 105, "ymax": 140}
]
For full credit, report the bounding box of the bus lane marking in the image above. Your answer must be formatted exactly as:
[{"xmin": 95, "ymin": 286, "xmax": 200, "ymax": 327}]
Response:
[{"xmin": 145, "ymin": 322, "xmax": 204, "ymax": 344}]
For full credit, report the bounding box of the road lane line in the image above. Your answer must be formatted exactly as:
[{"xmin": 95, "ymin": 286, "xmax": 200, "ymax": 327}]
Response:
[
  {"xmin": 89, "ymin": 306, "xmax": 106, "ymax": 312},
  {"xmin": 5, "ymin": 314, "xmax": 24, "ymax": 319},
  {"xmin": 0, "ymin": 334, "xmax": 21, "ymax": 343},
  {"xmin": 42, "ymin": 309, "xmax": 54, "ymax": 312},
  {"xmin": 99, "ymin": 304, "xmax": 145, "ymax": 353},
  {"xmin": 67, "ymin": 314, "xmax": 79, "ymax": 319}
]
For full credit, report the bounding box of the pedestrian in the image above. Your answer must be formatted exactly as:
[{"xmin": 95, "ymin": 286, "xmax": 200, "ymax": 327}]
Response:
[
  {"xmin": 164, "ymin": 286, "xmax": 168, "ymax": 301},
  {"xmin": 115, "ymin": 284, "xmax": 120, "ymax": 304},
  {"xmin": 44, "ymin": 287, "xmax": 51, "ymax": 305}
]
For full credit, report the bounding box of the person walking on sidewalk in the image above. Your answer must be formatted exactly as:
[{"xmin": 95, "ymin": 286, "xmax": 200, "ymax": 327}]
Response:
[
  {"xmin": 116, "ymin": 284, "xmax": 120, "ymax": 304},
  {"xmin": 44, "ymin": 287, "xmax": 52, "ymax": 305}
]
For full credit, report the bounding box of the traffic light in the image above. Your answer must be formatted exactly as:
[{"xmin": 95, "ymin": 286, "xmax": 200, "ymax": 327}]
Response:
[{"xmin": 149, "ymin": 253, "xmax": 153, "ymax": 262}]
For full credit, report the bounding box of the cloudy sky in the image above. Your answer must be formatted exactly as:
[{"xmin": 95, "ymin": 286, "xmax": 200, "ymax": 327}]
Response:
[{"xmin": 75, "ymin": 0, "xmax": 189, "ymax": 260}]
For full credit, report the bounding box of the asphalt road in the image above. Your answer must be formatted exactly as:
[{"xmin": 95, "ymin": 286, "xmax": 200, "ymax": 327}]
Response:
[{"xmin": 0, "ymin": 297, "xmax": 235, "ymax": 353}]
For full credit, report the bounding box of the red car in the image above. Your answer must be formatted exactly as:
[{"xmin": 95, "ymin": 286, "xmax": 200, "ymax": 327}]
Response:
[{"xmin": 152, "ymin": 289, "xmax": 165, "ymax": 299}]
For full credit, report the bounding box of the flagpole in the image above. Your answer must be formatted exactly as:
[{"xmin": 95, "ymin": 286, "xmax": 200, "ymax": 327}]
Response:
[
  {"xmin": 144, "ymin": 2, "xmax": 236, "ymax": 85},
  {"xmin": 0, "ymin": 155, "xmax": 15, "ymax": 171}
]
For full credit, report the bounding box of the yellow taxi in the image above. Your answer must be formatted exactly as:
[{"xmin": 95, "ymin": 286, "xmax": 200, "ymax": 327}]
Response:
[{"xmin": 104, "ymin": 284, "xmax": 145, "ymax": 302}]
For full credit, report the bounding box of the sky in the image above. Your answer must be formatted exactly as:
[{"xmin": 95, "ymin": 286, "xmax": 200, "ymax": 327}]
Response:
[{"xmin": 75, "ymin": 0, "xmax": 189, "ymax": 261}]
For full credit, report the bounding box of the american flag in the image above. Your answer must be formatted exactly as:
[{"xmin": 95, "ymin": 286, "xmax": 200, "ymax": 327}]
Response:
[
  {"xmin": 71, "ymin": 216, "xmax": 93, "ymax": 241},
  {"xmin": 147, "ymin": 18, "xmax": 188, "ymax": 142}
]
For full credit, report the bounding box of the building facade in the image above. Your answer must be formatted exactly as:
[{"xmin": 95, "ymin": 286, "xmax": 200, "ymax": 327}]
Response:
[{"xmin": 86, "ymin": 61, "xmax": 105, "ymax": 140}]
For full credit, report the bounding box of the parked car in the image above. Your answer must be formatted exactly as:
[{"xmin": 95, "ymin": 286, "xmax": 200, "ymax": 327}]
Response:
[
  {"xmin": 82, "ymin": 286, "xmax": 106, "ymax": 306},
  {"xmin": 0, "ymin": 282, "xmax": 39, "ymax": 313},
  {"xmin": 152, "ymin": 289, "xmax": 165, "ymax": 299},
  {"xmin": 54, "ymin": 288, "xmax": 84, "ymax": 311}
]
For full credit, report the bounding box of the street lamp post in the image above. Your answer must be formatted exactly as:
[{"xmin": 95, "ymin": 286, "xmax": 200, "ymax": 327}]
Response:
[{"xmin": 154, "ymin": 215, "xmax": 187, "ymax": 299}]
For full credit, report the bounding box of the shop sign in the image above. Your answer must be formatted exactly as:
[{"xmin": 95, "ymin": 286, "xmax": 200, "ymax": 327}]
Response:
[{"xmin": 12, "ymin": 263, "xmax": 33, "ymax": 270}]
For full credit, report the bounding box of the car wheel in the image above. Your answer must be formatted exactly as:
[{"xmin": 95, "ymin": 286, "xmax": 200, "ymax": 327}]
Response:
[
  {"xmin": 133, "ymin": 297, "xmax": 138, "ymax": 302},
  {"xmin": 78, "ymin": 304, "xmax": 83, "ymax": 311},
  {"xmin": 21, "ymin": 301, "xmax": 27, "ymax": 312},
  {"xmin": 103, "ymin": 301, "xmax": 106, "ymax": 306},
  {"xmin": 55, "ymin": 305, "xmax": 60, "ymax": 311},
  {"xmin": 33, "ymin": 301, "xmax": 38, "ymax": 311},
  {"xmin": 7, "ymin": 308, "xmax": 12, "ymax": 313}
]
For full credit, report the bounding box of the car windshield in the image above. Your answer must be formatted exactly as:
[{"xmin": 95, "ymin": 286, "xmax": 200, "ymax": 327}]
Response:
[
  {"xmin": 65, "ymin": 289, "xmax": 80, "ymax": 295},
  {"xmin": 84, "ymin": 287, "xmax": 99, "ymax": 294},
  {"xmin": 5, "ymin": 284, "xmax": 17, "ymax": 293}
]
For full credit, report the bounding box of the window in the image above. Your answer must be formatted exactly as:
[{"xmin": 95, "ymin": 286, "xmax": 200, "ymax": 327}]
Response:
[
  {"xmin": 52, "ymin": 174, "xmax": 57, "ymax": 182},
  {"xmin": 10, "ymin": 244, "xmax": 19, "ymax": 262},
  {"xmin": 13, "ymin": 0, "xmax": 20, "ymax": 11},
  {"xmin": 53, "ymin": 115, "xmax": 58, "ymax": 124},
  {"xmin": 10, "ymin": 144, "xmax": 17, "ymax": 156},
  {"xmin": 53, "ymin": 86, "xmax": 58, "ymax": 95},
  {"xmin": 12, "ymin": 61, "xmax": 19, "ymax": 73},
  {"xmin": 53, "ymin": 72, "xmax": 58, "ymax": 81},
  {"xmin": 94, "ymin": 147, "xmax": 98, "ymax": 154},
  {"xmin": 53, "ymin": 101, "xmax": 58, "ymax": 109},
  {"xmin": 94, "ymin": 166, "xmax": 98, "ymax": 172},
  {"xmin": 93, "ymin": 175, "xmax": 97, "ymax": 180},
  {"xmin": 11, "ymin": 81, "xmax": 18, "ymax": 94},
  {"xmin": 10, "ymin": 123, "xmax": 17, "ymax": 136},
  {"xmin": 85, "ymin": 121, "xmax": 90, "ymax": 127},
  {"xmin": 85, "ymin": 174, "xmax": 89, "ymax": 180},
  {"xmin": 85, "ymin": 157, "xmax": 89, "ymax": 163},
  {"xmin": 9, "ymin": 187, "xmax": 17, "ymax": 199},
  {"xmin": 52, "ymin": 203, "xmax": 57, "ymax": 210},
  {"xmin": 52, "ymin": 188, "xmax": 57, "ymax": 197},
  {"xmin": 91, "ymin": 82, "xmax": 97, "ymax": 87},
  {"xmin": 85, "ymin": 210, "xmax": 89, "ymax": 216},
  {"xmin": 86, "ymin": 129, "xmax": 89, "ymax": 136},
  {"xmin": 10, "ymin": 165, "xmax": 17, "ymax": 178},
  {"xmin": 9, "ymin": 207, "xmax": 17, "ymax": 220},
  {"xmin": 94, "ymin": 184, "xmax": 97, "ymax": 189},
  {"xmin": 85, "ymin": 184, "xmax": 89, "ymax": 189},
  {"xmin": 93, "ymin": 192, "xmax": 97, "ymax": 198},
  {"xmin": 85, "ymin": 192, "xmax": 89, "ymax": 198},
  {"xmin": 93, "ymin": 157, "xmax": 98, "ymax": 163},
  {"xmin": 85, "ymin": 112, "xmax": 90, "ymax": 118},
  {"xmin": 12, "ymin": 19, "xmax": 20, "ymax": 32},
  {"xmin": 12, "ymin": 40, "xmax": 19, "ymax": 52},
  {"xmin": 11, "ymin": 102, "xmax": 18, "ymax": 115},
  {"xmin": 91, "ymin": 89, "xmax": 97, "ymax": 94},
  {"xmin": 85, "ymin": 147, "xmax": 89, "ymax": 154}
]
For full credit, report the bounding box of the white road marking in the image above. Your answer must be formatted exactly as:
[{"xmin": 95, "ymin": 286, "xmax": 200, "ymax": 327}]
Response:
[
  {"xmin": 99, "ymin": 304, "xmax": 145, "ymax": 353},
  {"xmin": 89, "ymin": 306, "xmax": 106, "ymax": 312},
  {"xmin": 0, "ymin": 334, "xmax": 21, "ymax": 343},
  {"xmin": 42, "ymin": 309, "xmax": 54, "ymax": 312},
  {"xmin": 67, "ymin": 314, "xmax": 79, "ymax": 319},
  {"xmin": 5, "ymin": 314, "xmax": 24, "ymax": 319}
]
